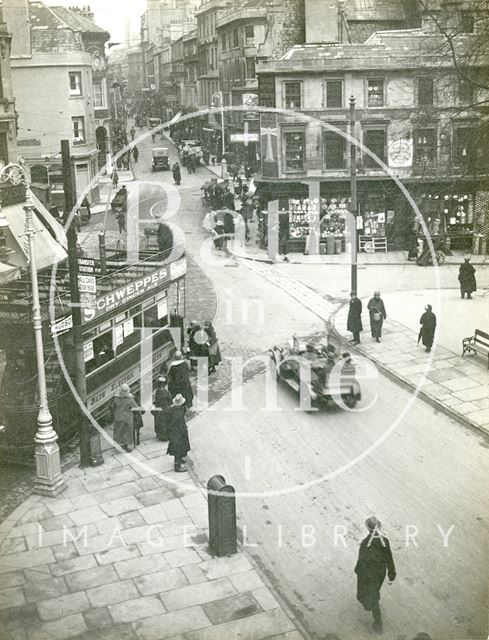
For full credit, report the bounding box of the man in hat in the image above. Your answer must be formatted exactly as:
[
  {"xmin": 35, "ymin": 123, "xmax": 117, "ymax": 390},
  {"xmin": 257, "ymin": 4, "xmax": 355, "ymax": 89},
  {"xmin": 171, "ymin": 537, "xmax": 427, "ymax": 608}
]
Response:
[
  {"xmin": 153, "ymin": 376, "xmax": 172, "ymax": 441},
  {"xmin": 167, "ymin": 351, "xmax": 194, "ymax": 408},
  {"xmin": 458, "ymin": 257, "xmax": 477, "ymax": 299},
  {"xmin": 167, "ymin": 394, "xmax": 190, "ymax": 472},
  {"xmin": 355, "ymin": 516, "xmax": 396, "ymax": 634},
  {"xmin": 110, "ymin": 384, "xmax": 138, "ymax": 452},
  {"xmin": 367, "ymin": 291, "xmax": 387, "ymax": 343},
  {"xmin": 347, "ymin": 291, "xmax": 363, "ymax": 344}
]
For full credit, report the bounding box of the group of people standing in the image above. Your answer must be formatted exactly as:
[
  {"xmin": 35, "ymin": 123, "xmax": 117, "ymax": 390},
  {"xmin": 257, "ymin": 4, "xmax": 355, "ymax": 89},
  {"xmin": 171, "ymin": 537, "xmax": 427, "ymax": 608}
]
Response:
[
  {"xmin": 347, "ymin": 291, "xmax": 387, "ymax": 345},
  {"xmin": 109, "ymin": 320, "xmax": 221, "ymax": 472},
  {"xmin": 347, "ymin": 291, "xmax": 437, "ymax": 353}
]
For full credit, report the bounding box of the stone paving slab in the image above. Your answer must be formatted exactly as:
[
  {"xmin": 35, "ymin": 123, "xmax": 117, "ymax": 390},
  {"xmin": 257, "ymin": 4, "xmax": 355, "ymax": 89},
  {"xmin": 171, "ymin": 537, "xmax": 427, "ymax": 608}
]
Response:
[
  {"xmin": 0, "ymin": 434, "xmax": 306, "ymax": 640},
  {"xmin": 334, "ymin": 302, "xmax": 489, "ymax": 435}
]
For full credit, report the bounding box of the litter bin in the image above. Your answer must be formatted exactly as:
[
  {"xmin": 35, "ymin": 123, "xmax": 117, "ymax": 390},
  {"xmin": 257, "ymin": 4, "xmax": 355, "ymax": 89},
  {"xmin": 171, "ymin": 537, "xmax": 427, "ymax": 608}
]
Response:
[
  {"xmin": 326, "ymin": 236, "xmax": 335, "ymax": 255},
  {"xmin": 207, "ymin": 475, "xmax": 237, "ymax": 557}
]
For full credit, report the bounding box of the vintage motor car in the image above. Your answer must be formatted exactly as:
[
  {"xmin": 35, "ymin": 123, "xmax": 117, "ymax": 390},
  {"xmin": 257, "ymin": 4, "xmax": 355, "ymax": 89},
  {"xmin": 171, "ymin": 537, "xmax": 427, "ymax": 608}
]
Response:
[
  {"xmin": 269, "ymin": 336, "xmax": 361, "ymax": 409},
  {"xmin": 152, "ymin": 147, "xmax": 170, "ymax": 171}
]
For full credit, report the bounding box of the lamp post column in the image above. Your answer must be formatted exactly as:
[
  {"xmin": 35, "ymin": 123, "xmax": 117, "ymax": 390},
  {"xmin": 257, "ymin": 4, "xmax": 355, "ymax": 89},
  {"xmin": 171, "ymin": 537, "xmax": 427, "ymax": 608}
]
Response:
[
  {"xmin": 24, "ymin": 190, "xmax": 65, "ymax": 496},
  {"xmin": 350, "ymin": 96, "xmax": 358, "ymax": 294}
]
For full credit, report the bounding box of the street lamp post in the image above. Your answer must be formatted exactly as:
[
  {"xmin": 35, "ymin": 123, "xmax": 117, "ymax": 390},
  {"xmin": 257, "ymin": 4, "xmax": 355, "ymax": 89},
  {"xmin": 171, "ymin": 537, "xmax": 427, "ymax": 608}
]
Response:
[
  {"xmin": 0, "ymin": 160, "xmax": 65, "ymax": 496},
  {"xmin": 349, "ymin": 96, "xmax": 358, "ymax": 294}
]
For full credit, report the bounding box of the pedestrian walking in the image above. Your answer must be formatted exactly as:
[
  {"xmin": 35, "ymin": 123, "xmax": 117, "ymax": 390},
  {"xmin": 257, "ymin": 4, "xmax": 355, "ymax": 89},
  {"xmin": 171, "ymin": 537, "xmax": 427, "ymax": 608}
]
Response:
[
  {"xmin": 347, "ymin": 291, "xmax": 363, "ymax": 344},
  {"xmin": 367, "ymin": 291, "xmax": 387, "ymax": 342},
  {"xmin": 204, "ymin": 320, "xmax": 222, "ymax": 374},
  {"xmin": 167, "ymin": 350, "xmax": 194, "ymax": 408},
  {"xmin": 458, "ymin": 257, "xmax": 477, "ymax": 299},
  {"xmin": 233, "ymin": 213, "xmax": 246, "ymax": 251},
  {"xmin": 116, "ymin": 210, "xmax": 126, "ymax": 233},
  {"xmin": 130, "ymin": 126, "xmax": 136, "ymax": 141},
  {"xmin": 111, "ymin": 168, "xmax": 119, "ymax": 188},
  {"xmin": 153, "ymin": 376, "xmax": 172, "ymax": 441},
  {"xmin": 355, "ymin": 516, "xmax": 396, "ymax": 635},
  {"xmin": 110, "ymin": 383, "xmax": 138, "ymax": 452},
  {"xmin": 418, "ymin": 304, "xmax": 436, "ymax": 352},
  {"xmin": 132, "ymin": 145, "xmax": 139, "ymax": 163},
  {"xmin": 167, "ymin": 394, "xmax": 190, "ymax": 472},
  {"xmin": 151, "ymin": 132, "xmax": 156, "ymax": 143},
  {"xmin": 172, "ymin": 162, "xmax": 181, "ymax": 185}
]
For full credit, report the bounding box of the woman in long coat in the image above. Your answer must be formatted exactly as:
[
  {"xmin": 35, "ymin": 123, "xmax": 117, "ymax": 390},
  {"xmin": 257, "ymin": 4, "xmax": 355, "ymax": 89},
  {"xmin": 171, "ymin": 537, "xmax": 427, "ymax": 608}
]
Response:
[
  {"xmin": 367, "ymin": 291, "xmax": 387, "ymax": 342},
  {"xmin": 458, "ymin": 258, "xmax": 477, "ymax": 299},
  {"xmin": 347, "ymin": 291, "xmax": 363, "ymax": 344},
  {"xmin": 167, "ymin": 394, "xmax": 190, "ymax": 472},
  {"xmin": 167, "ymin": 351, "xmax": 194, "ymax": 408},
  {"xmin": 111, "ymin": 384, "xmax": 138, "ymax": 452},
  {"xmin": 153, "ymin": 376, "xmax": 172, "ymax": 440},
  {"xmin": 172, "ymin": 162, "xmax": 181, "ymax": 185},
  {"xmin": 419, "ymin": 304, "xmax": 436, "ymax": 352},
  {"xmin": 204, "ymin": 321, "xmax": 222, "ymax": 373}
]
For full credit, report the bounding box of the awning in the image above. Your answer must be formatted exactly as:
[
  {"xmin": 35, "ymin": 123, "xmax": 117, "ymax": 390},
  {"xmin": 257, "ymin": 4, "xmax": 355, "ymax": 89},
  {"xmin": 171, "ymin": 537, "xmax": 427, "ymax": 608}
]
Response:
[
  {"xmin": 3, "ymin": 199, "xmax": 68, "ymax": 272},
  {"xmin": 0, "ymin": 261, "xmax": 20, "ymax": 284}
]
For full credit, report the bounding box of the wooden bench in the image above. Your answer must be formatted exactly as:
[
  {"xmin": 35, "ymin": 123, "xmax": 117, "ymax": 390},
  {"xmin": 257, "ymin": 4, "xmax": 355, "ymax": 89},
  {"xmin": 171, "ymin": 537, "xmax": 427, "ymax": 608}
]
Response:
[{"xmin": 462, "ymin": 329, "xmax": 489, "ymax": 369}]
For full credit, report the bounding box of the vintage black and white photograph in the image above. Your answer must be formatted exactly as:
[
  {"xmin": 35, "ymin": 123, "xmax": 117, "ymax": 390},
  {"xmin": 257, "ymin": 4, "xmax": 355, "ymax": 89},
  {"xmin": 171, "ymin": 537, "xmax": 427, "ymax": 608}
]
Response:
[{"xmin": 0, "ymin": 0, "xmax": 488, "ymax": 638}]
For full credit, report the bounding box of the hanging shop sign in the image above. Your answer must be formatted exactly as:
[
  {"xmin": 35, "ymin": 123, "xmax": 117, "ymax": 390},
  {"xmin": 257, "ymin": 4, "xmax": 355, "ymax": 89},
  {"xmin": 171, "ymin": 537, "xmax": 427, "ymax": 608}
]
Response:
[
  {"xmin": 388, "ymin": 138, "xmax": 413, "ymax": 168},
  {"xmin": 260, "ymin": 113, "xmax": 279, "ymax": 178},
  {"xmin": 243, "ymin": 93, "xmax": 259, "ymax": 121}
]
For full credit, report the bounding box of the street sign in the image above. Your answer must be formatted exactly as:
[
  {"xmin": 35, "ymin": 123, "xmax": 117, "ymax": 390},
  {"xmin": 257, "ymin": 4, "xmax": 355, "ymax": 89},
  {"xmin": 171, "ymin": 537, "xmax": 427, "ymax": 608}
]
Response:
[
  {"xmin": 230, "ymin": 133, "xmax": 259, "ymax": 143},
  {"xmin": 50, "ymin": 315, "xmax": 73, "ymax": 337},
  {"xmin": 78, "ymin": 258, "xmax": 102, "ymax": 275},
  {"xmin": 78, "ymin": 275, "xmax": 97, "ymax": 294}
]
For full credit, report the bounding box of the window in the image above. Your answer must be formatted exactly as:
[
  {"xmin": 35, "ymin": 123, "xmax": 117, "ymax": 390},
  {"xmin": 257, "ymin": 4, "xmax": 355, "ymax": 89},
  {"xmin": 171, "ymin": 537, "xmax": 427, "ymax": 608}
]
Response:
[
  {"xmin": 323, "ymin": 130, "xmax": 345, "ymax": 169},
  {"xmin": 284, "ymin": 131, "xmax": 305, "ymax": 171},
  {"xmin": 233, "ymin": 28, "xmax": 239, "ymax": 48},
  {"xmin": 221, "ymin": 33, "xmax": 227, "ymax": 50},
  {"xmin": 458, "ymin": 77, "xmax": 474, "ymax": 104},
  {"xmin": 453, "ymin": 126, "xmax": 476, "ymax": 166},
  {"xmin": 325, "ymin": 80, "xmax": 343, "ymax": 108},
  {"xmin": 245, "ymin": 57, "xmax": 256, "ymax": 79},
  {"xmin": 417, "ymin": 77, "xmax": 434, "ymax": 106},
  {"xmin": 414, "ymin": 128, "xmax": 437, "ymax": 168},
  {"xmin": 69, "ymin": 71, "xmax": 82, "ymax": 96},
  {"xmin": 93, "ymin": 82, "xmax": 104, "ymax": 108},
  {"xmin": 284, "ymin": 81, "xmax": 301, "ymax": 109},
  {"xmin": 367, "ymin": 78, "xmax": 384, "ymax": 107},
  {"xmin": 72, "ymin": 116, "xmax": 86, "ymax": 144},
  {"xmin": 461, "ymin": 11, "xmax": 474, "ymax": 33},
  {"xmin": 363, "ymin": 129, "xmax": 386, "ymax": 167},
  {"xmin": 245, "ymin": 24, "xmax": 254, "ymax": 45}
]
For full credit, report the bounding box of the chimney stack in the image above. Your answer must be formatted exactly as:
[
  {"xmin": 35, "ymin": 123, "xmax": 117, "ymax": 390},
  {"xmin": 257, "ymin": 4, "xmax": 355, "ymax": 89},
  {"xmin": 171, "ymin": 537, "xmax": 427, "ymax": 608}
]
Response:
[{"xmin": 305, "ymin": 0, "xmax": 339, "ymax": 43}]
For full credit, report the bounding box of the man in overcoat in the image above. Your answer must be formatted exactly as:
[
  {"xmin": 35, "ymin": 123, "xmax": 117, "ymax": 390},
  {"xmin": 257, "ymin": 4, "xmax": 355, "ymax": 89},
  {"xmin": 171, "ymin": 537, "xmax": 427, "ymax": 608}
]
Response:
[
  {"xmin": 355, "ymin": 516, "xmax": 396, "ymax": 634},
  {"xmin": 458, "ymin": 257, "xmax": 477, "ymax": 299},
  {"xmin": 347, "ymin": 291, "xmax": 363, "ymax": 344},
  {"xmin": 167, "ymin": 394, "xmax": 190, "ymax": 472}
]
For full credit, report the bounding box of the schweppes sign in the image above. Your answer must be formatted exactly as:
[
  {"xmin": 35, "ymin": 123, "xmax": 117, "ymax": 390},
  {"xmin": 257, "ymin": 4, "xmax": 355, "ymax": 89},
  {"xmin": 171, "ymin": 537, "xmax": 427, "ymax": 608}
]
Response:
[{"xmin": 83, "ymin": 267, "xmax": 170, "ymax": 323}]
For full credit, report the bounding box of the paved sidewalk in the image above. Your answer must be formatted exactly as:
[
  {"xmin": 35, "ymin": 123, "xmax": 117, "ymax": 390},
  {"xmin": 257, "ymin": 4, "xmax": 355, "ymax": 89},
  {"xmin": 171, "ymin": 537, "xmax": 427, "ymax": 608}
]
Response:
[
  {"xmin": 333, "ymin": 299, "xmax": 489, "ymax": 435},
  {"xmin": 0, "ymin": 429, "xmax": 305, "ymax": 640},
  {"xmin": 241, "ymin": 262, "xmax": 489, "ymax": 435}
]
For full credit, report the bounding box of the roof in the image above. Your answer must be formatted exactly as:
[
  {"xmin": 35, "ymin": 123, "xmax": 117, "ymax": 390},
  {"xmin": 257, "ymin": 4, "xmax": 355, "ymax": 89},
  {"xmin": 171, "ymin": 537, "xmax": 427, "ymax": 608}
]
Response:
[
  {"xmin": 258, "ymin": 27, "xmax": 489, "ymax": 72},
  {"xmin": 28, "ymin": 2, "xmax": 108, "ymax": 36},
  {"xmin": 346, "ymin": 0, "xmax": 409, "ymax": 21}
]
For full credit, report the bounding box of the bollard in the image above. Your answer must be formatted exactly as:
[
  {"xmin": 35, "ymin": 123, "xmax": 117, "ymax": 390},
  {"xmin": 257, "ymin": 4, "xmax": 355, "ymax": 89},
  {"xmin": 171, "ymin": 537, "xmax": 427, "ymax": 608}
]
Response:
[{"xmin": 207, "ymin": 475, "xmax": 237, "ymax": 557}]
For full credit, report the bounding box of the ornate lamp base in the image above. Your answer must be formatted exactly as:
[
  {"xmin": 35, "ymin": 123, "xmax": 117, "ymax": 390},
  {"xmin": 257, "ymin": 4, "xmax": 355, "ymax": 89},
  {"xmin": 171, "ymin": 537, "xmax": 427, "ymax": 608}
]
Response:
[{"xmin": 33, "ymin": 441, "xmax": 66, "ymax": 497}]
